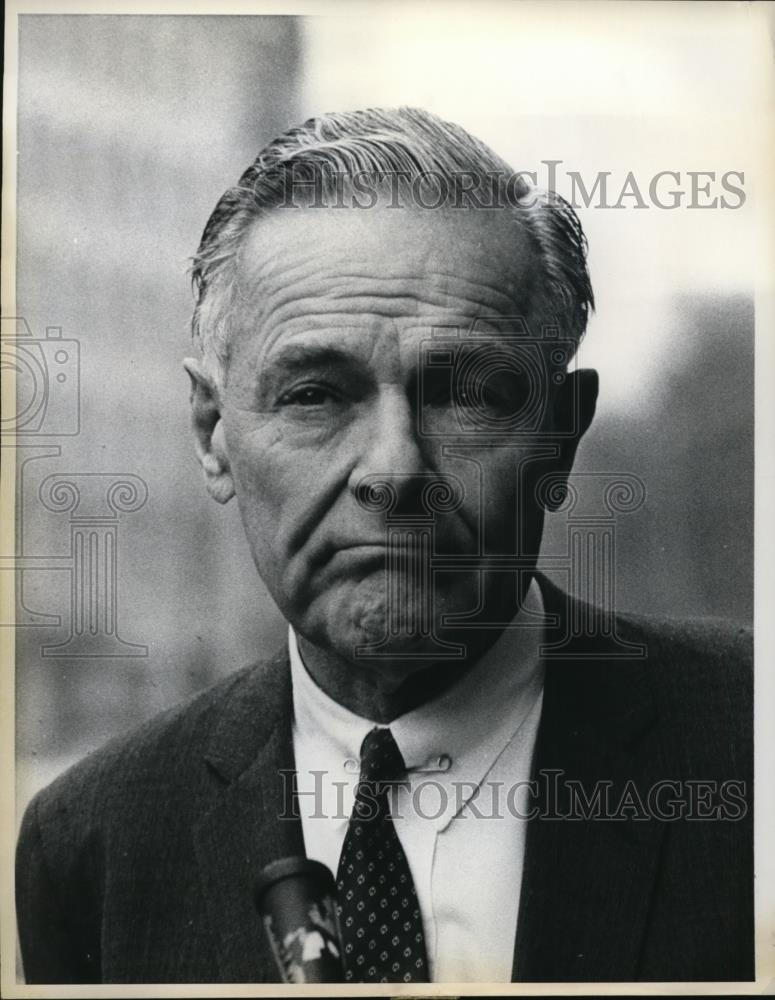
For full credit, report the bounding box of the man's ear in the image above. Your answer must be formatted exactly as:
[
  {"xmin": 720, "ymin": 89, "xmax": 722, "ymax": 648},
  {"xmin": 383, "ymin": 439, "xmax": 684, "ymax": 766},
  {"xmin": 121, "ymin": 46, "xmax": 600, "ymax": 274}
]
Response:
[
  {"xmin": 542, "ymin": 368, "xmax": 598, "ymax": 511},
  {"xmin": 182, "ymin": 358, "xmax": 235, "ymax": 504}
]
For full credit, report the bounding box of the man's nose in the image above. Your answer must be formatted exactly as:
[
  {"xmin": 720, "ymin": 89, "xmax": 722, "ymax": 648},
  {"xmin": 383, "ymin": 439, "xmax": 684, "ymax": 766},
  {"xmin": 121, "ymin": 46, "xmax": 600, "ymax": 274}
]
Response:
[{"xmin": 349, "ymin": 387, "xmax": 429, "ymax": 514}]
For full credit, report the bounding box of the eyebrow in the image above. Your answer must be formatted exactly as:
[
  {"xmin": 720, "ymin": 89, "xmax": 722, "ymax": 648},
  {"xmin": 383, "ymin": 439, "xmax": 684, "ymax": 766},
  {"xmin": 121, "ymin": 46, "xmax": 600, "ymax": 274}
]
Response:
[{"xmin": 260, "ymin": 343, "xmax": 361, "ymax": 378}]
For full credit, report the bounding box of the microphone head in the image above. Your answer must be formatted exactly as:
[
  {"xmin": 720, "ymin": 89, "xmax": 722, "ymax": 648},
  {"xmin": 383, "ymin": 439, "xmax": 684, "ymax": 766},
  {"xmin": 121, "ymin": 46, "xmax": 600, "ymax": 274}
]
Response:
[{"xmin": 255, "ymin": 856, "xmax": 344, "ymax": 983}]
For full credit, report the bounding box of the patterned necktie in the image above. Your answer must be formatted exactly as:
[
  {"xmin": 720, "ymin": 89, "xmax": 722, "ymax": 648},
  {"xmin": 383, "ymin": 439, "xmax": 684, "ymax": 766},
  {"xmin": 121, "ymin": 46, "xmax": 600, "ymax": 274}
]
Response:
[{"xmin": 336, "ymin": 727, "xmax": 429, "ymax": 983}]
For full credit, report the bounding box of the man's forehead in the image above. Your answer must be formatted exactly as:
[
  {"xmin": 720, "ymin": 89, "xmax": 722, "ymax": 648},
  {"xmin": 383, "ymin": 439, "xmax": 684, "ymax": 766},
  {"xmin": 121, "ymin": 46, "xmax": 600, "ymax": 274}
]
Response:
[
  {"xmin": 256, "ymin": 318, "xmax": 533, "ymax": 370},
  {"xmin": 237, "ymin": 203, "xmax": 539, "ymax": 307}
]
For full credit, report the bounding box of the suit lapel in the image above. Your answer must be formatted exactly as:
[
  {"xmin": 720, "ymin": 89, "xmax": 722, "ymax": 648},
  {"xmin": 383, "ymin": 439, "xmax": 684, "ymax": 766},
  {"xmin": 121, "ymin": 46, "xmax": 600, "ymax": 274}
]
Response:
[
  {"xmin": 193, "ymin": 650, "xmax": 305, "ymax": 983},
  {"xmin": 513, "ymin": 577, "xmax": 666, "ymax": 982},
  {"xmin": 190, "ymin": 581, "xmax": 667, "ymax": 983}
]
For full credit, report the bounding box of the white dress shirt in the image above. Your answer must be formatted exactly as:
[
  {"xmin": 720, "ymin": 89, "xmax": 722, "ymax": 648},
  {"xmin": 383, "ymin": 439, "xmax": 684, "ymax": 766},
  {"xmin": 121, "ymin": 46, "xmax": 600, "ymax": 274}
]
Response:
[{"xmin": 291, "ymin": 578, "xmax": 545, "ymax": 983}]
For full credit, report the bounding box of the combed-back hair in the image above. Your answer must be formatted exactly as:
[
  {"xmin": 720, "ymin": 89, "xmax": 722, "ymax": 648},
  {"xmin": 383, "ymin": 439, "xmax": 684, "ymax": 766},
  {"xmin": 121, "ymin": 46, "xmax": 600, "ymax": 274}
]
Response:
[{"xmin": 190, "ymin": 107, "xmax": 594, "ymax": 382}]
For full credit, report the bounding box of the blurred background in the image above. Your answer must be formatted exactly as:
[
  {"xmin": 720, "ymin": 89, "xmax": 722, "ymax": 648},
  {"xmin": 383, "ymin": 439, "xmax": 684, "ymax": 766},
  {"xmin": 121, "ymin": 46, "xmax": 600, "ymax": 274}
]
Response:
[{"xmin": 10, "ymin": 7, "xmax": 764, "ymax": 815}]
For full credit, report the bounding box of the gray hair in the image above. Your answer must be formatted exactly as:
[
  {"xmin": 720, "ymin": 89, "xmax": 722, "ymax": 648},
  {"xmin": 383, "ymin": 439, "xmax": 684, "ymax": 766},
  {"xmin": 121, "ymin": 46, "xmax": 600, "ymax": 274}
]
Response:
[{"xmin": 190, "ymin": 106, "xmax": 594, "ymax": 383}]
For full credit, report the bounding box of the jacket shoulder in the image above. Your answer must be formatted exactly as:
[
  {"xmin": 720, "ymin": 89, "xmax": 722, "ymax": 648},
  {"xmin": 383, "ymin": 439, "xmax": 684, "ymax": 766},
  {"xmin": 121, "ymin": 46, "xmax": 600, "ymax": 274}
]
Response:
[
  {"xmin": 613, "ymin": 609, "xmax": 752, "ymax": 773},
  {"xmin": 615, "ymin": 608, "xmax": 752, "ymax": 691},
  {"xmin": 21, "ymin": 656, "xmax": 278, "ymax": 857},
  {"xmin": 540, "ymin": 571, "xmax": 754, "ymax": 774}
]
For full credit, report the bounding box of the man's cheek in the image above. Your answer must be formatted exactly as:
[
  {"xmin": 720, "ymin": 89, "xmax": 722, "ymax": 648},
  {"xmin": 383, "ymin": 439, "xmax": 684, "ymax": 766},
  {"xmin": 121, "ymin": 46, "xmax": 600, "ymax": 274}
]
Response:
[{"xmin": 231, "ymin": 442, "xmax": 297, "ymax": 503}]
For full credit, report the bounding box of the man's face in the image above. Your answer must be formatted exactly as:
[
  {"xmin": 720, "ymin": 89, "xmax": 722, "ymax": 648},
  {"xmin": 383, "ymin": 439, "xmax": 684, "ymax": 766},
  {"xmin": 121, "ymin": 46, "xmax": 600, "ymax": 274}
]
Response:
[{"xmin": 202, "ymin": 204, "xmax": 587, "ymax": 678}]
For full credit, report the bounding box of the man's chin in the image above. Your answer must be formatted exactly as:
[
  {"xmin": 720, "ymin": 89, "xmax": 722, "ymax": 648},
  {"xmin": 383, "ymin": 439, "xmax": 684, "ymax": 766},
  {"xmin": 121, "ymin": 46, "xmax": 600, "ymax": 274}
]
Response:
[{"xmin": 305, "ymin": 578, "xmax": 466, "ymax": 667}]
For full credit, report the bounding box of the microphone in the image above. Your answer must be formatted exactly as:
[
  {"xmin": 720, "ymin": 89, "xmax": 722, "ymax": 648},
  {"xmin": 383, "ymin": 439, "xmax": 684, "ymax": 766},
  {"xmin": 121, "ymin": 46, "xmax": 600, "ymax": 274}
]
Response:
[{"xmin": 254, "ymin": 856, "xmax": 345, "ymax": 983}]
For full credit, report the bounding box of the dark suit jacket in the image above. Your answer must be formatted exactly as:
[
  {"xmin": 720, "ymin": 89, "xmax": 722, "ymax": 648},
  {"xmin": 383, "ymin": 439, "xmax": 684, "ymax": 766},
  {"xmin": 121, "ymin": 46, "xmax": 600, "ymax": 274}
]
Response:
[{"xmin": 16, "ymin": 576, "xmax": 754, "ymax": 983}]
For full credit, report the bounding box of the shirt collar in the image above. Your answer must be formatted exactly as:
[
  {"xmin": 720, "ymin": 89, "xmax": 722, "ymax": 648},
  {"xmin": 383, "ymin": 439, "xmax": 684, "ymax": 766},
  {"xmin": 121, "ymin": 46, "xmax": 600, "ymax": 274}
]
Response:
[{"xmin": 290, "ymin": 577, "xmax": 545, "ymax": 828}]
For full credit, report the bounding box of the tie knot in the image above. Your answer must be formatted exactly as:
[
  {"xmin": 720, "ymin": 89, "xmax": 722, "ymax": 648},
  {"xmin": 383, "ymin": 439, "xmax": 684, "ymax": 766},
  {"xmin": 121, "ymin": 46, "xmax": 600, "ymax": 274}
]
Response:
[{"xmin": 358, "ymin": 727, "xmax": 406, "ymax": 785}]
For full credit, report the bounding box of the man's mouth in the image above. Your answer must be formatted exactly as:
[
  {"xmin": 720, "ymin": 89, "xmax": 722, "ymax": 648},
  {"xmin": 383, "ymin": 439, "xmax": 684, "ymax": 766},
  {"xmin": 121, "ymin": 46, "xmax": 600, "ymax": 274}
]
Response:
[{"xmin": 311, "ymin": 540, "xmax": 434, "ymax": 577}]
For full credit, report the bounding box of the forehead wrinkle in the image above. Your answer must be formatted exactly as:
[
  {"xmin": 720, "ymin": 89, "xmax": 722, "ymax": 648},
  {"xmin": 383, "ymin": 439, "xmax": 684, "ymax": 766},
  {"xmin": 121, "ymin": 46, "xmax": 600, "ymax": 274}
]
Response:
[
  {"xmin": 242, "ymin": 270, "xmax": 529, "ymax": 339},
  {"xmin": 263, "ymin": 294, "xmax": 524, "ymax": 338},
  {"xmin": 231, "ymin": 208, "xmax": 542, "ymax": 368},
  {"xmin": 256, "ymin": 310, "xmax": 539, "ymax": 382},
  {"xmin": 326, "ymin": 271, "xmax": 525, "ymax": 315},
  {"xmin": 250, "ymin": 237, "xmax": 530, "ymax": 300},
  {"xmin": 237, "ymin": 299, "xmax": 541, "ymax": 379},
  {"xmin": 241, "ymin": 210, "xmax": 534, "ymax": 293}
]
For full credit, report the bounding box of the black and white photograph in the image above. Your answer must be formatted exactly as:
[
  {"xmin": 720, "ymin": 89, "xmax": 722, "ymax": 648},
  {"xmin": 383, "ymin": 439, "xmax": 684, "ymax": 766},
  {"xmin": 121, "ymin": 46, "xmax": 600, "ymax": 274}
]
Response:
[{"xmin": 2, "ymin": 1, "xmax": 773, "ymax": 994}]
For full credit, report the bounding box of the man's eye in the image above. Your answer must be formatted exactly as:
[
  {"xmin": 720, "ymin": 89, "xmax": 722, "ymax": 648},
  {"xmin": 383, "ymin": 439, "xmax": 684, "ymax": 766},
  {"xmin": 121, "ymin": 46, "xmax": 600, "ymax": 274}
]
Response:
[
  {"xmin": 457, "ymin": 383, "xmax": 506, "ymax": 409},
  {"xmin": 279, "ymin": 385, "xmax": 335, "ymax": 407}
]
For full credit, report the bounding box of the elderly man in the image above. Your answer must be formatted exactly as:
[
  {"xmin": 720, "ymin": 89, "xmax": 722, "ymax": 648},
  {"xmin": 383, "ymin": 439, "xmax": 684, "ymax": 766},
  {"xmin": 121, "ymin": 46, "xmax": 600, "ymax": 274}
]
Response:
[{"xmin": 16, "ymin": 108, "xmax": 752, "ymax": 985}]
